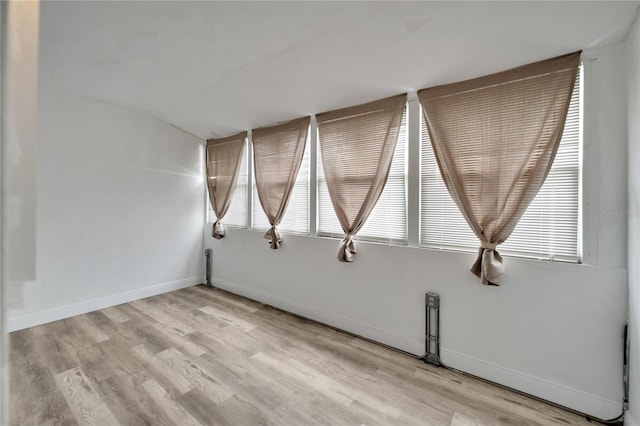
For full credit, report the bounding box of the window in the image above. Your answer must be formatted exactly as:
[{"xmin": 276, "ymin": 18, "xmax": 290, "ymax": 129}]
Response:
[
  {"xmin": 317, "ymin": 107, "xmax": 408, "ymax": 243},
  {"xmin": 251, "ymin": 134, "xmax": 310, "ymax": 234},
  {"xmin": 208, "ymin": 139, "xmax": 248, "ymax": 227},
  {"xmin": 420, "ymin": 66, "xmax": 582, "ymax": 261}
]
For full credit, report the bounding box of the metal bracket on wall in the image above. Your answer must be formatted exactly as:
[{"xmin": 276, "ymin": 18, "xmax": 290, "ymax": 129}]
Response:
[
  {"xmin": 204, "ymin": 249, "xmax": 213, "ymax": 288},
  {"xmin": 623, "ymin": 323, "xmax": 629, "ymax": 410},
  {"xmin": 423, "ymin": 292, "xmax": 441, "ymax": 366}
]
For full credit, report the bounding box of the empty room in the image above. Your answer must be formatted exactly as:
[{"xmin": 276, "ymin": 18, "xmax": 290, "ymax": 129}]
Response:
[{"xmin": 2, "ymin": 1, "xmax": 640, "ymax": 425}]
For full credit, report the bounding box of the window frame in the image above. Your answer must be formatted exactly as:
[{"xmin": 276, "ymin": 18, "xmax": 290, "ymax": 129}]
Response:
[
  {"xmin": 418, "ymin": 65, "xmax": 583, "ymax": 263},
  {"xmin": 316, "ymin": 106, "xmax": 409, "ymax": 245},
  {"xmin": 207, "ymin": 138, "xmax": 249, "ymax": 228},
  {"xmin": 250, "ymin": 131, "xmax": 311, "ymax": 236},
  {"xmin": 206, "ymin": 71, "xmax": 583, "ymax": 265}
]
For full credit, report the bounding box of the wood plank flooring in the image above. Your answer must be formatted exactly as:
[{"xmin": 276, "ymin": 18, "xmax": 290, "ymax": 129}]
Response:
[{"xmin": 10, "ymin": 285, "xmax": 600, "ymax": 426}]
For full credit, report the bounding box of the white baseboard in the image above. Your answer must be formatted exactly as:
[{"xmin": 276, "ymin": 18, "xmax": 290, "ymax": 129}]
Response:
[
  {"xmin": 7, "ymin": 276, "xmax": 204, "ymax": 332},
  {"xmin": 212, "ymin": 277, "xmax": 425, "ymax": 355},
  {"xmin": 213, "ymin": 277, "xmax": 622, "ymax": 422},
  {"xmin": 441, "ymin": 348, "xmax": 622, "ymax": 420},
  {"xmin": 627, "ymin": 412, "xmax": 640, "ymax": 426}
]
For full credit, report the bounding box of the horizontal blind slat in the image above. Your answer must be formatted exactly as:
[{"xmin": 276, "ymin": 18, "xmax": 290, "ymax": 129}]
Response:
[
  {"xmin": 209, "ymin": 139, "xmax": 248, "ymax": 227},
  {"xmin": 252, "ymin": 134, "xmax": 310, "ymax": 234},
  {"xmin": 318, "ymin": 107, "xmax": 407, "ymax": 242},
  {"xmin": 419, "ymin": 66, "xmax": 581, "ymax": 260}
]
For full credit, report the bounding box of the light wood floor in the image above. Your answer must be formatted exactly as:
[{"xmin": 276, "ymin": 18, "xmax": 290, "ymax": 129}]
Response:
[{"xmin": 10, "ymin": 285, "xmax": 600, "ymax": 426}]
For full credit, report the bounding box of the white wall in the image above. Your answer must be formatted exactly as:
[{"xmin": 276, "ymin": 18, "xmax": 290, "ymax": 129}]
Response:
[
  {"xmin": 205, "ymin": 45, "xmax": 629, "ymax": 420},
  {"xmin": 582, "ymin": 44, "xmax": 629, "ymax": 269},
  {"xmin": 7, "ymin": 89, "xmax": 205, "ymax": 330},
  {"xmin": 626, "ymin": 12, "xmax": 640, "ymax": 426},
  {"xmin": 1, "ymin": 2, "xmax": 40, "ymax": 424},
  {"xmin": 2, "ymin": 0, "xmax": 40, "ymax": 306}
]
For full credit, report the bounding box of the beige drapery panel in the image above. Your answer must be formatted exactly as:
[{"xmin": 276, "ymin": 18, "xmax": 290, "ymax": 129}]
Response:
[
  {"xmin": 252, "ymin": 116, "xmax": 310, "ymax": 249},
  {"xmin": 317, "ymin": 94, "xmax": 407, "ymax": 262},
  {"xmin": 418, "ymin": 52, "xmax": 580, "ymax": 285},
  {"xmin": 206, "ymin": 132, "xmax": 247, "ymax": 239}
]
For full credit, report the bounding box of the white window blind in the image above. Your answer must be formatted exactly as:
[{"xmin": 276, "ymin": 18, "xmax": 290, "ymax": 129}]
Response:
[
  {"xmin": 420, "ymin": 66, "xmax": 582, "ymax": 261},
  {"xmin": 208, "ymin": 139, "xmax": 248, "ymax": 227},
  {"xmin": 318, "ymin": 107, "xmax": 408, "ymax": 243},
  {"xmin": 252, "ymin": 134, "xmax": 310, "ymax": 234}
]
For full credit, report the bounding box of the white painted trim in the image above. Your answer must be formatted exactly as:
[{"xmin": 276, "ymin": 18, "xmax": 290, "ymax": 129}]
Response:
[
  {"xmin": 441, "ymin": 348, "xmax": 623, "ymax": 421},
  {"xmin": 6, "ymin": 276, "xmax": 204, "ymax": 332},
  {"xmin": 627, "ymin": 412, "xmax": 640, "ymax": 426},
  {"xmin": 406, "ymin": 96, "xmax": 421, "ymax": 248},
  {"xmin": 309, "ymin": 116, "xmax": 318, "ymax": 236},
  {"xmin": 246, "ymin": 132, "xmax": 254, "ymax": 229},
  {"xmin": 213, "ymin": 276, "xmax": 622, "ymax": 421}
]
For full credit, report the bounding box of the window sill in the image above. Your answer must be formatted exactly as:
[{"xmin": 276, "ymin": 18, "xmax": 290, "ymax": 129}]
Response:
[
  {"xmin": 206, "ymin": 223, "xmax": 580, "ymax": 264},
  {"xmin": 418, "ymin": 243, "xmax": 581, "ymax": 264},
  {"xmin": 316, "ymin": 232, "xmax": 408, "ymax": 246}
]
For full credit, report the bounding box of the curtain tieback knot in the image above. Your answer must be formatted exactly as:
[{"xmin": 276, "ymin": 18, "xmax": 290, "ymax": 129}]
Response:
[
  {"xmin": 338, "ymin": 234, "xmax": 357, "ymax": 263},
  {"xmin": 480, "ymin": 241, "xmax": 498, "ymax": 250},
  {"xmin": 472, "ymin": 242, "xmax": 504, "ymax": 286},
  {"xmin": 264, "ymin": 225, "xmax": 282, "ymax": 249},
  {"xmin": 212, "ymin": 220, "xmax": 225, "ymax": 240}
]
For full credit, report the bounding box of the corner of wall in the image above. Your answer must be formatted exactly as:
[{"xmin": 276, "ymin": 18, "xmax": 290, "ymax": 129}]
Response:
[
  {"xmin": 8, "ymin": 90, "xmax": 207, "ymax": 330},
  {"xmin": 626, "ymin": 7, "xmax": 640, "ymax": 425},
  {"xmin": 581, "ymin": 42, "xmax": 629, "ymax": 269}
]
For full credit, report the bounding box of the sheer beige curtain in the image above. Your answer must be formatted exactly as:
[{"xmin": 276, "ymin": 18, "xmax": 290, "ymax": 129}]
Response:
[
  {"xmin": 206, "ymin": 132, "xmax": 247, "ymax": 239},
  {"xmin": 317, "ymin": 94, "xmax": 407, "ymax": 262},
  {"xmin": 252, "ymin": 116, "xmax": 310, "ymax": 249},
  {"xmin": 418, "ymin": 52, "xmax": 580, "ymax": 285}
]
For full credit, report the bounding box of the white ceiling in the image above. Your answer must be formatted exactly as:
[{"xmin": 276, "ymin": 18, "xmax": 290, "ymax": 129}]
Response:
[{"xmin": 39, "ymin": 1, "xmax": 639, "ymax": 140}]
